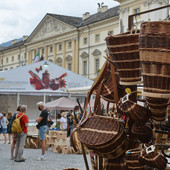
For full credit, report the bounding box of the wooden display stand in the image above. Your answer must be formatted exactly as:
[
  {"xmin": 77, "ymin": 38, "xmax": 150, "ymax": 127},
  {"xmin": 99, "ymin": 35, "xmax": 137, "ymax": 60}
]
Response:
[{"xmin": 49, "ymin": 130, "xmax": 71, "ymax": 154}]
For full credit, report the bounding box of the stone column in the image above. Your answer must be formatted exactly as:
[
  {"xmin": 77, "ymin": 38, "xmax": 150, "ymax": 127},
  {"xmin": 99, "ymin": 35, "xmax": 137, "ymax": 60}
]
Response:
[
  {"xmin": 72, "ymin": 38, "xmax": 79, "ymax": 74},
  {"xmin": 53, "ymin": 44, "xmax": 57, "ymax": 64},
  {"xmin": 62, "ymin": 41, "xmax": 66, "ymax": 68},
  {"xmin": 44, "ymin": 46, "xmax": 48, "ymax": 60}
]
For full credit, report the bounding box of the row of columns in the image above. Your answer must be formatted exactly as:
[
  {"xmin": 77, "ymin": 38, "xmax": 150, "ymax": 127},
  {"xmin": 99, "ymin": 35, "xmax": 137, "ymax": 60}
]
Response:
[{"xmin": 27, "ymin": 38, "xmax": 79, "ymax": 73}]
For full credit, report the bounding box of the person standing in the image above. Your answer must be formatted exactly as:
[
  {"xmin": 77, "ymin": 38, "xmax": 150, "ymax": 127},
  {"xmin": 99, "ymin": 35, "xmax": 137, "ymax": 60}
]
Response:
[
  {"xmin": 36, "ymin": 101, "xmax": 48, "ymax": 161},
  {"xmin": 10, "ymin": 105, "xmax": 22, "ymax": 160},
  {"xmin": 14, "ymin": 105, "xmax": 29, "ymax": 162},
  {"xmin": 1, "ymin": 112, "xmax": 8, "ymax": 144},
  {"xmin": 7, "ymin": 112, "xmax": 13, "ymax": 144},
  {"xmin": 60, "ymin": 112, "xmax": 67, "ymax": 131}
]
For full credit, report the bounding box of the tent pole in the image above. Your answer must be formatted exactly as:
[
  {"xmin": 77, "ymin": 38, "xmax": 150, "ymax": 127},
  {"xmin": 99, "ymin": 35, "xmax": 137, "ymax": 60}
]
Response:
[
  {"xmin": 44, "ymin": 93, "xmax": 46, "ymax": 103},
  {"xmin": 17, "ymin": 92, "xmax": 20, "ymax": 106}
]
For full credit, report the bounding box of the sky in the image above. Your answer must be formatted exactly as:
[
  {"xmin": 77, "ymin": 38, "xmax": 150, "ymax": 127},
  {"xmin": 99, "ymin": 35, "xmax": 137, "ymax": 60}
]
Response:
[{"xmin": 0, "ymin": 0, "xmax": 120, "ymax": 44}]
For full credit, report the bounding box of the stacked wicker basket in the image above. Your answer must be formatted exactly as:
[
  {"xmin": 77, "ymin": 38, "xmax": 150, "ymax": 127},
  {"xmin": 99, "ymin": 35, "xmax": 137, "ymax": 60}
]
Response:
[{"xmin": 139, "ymin": 21, "xmax": 170, "ymax": 122}]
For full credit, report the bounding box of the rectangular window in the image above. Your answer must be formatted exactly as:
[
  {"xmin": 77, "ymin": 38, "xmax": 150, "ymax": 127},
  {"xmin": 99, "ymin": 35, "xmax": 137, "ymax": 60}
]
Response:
[
  {"xmin": 83, "ymin": 61, "xmax": 87, "ymax": 75},
  {"xmin": 134, "ymin": 8, "xmax": 140, "ymax": 14},
  {"xmin": 12, "ymin": 56, "xmax": 14, "ymax": 62},
  {"xmin": 42, "ymin": 49, "xmax": 44, "ymax": 54},
  {"xmin": 95, "ymin": 59, "xmax": 100, "ymax": 73},
  {"xmin": 68, "ymin": 41, "xmax": 72, "ymax": 48},
  {"xmin": 95, "ymin": 34, "xmax": 100, "ymax": 43},
  {"xmin": 68, "ymin": 63, "xmax": 72, "ymax": 71},
  {"xmin": 83, "ymin": 37, "xmax": 87, "ymax": 44},
  {"xmin": 6, "ymin": 58, "xmax": 8, "ymax": 63},
  {"xmin": 59, "ymin": 44, "xmax": 62, "ymax": 51},
  {"xmin": 50, "ymin": 46, "xmax": 53, "ymax": 53},
  {"xmin": 24, "ymin": 53, "xmax": 27, "ymax": 60},
  {"xmin": 18, "ymin": 55, "xmax": 20, "ymax": 60}
]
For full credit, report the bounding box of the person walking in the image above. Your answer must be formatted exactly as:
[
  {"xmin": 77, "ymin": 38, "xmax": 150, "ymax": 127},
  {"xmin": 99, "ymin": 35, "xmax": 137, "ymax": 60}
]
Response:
[
  {"xmin": 14, "ymin": 105, "xmax": 29, "ymax": 162},
  {"xmin": 1, "ymin": 112, "xmax": 8, "ymax": 144},
  {"xmin": 7, "ymin": 112, "xmax": 13, "ymax": 144},
  {"xmin": 36, "ymin": 101, "xmax": 48, "ymax": 161}
]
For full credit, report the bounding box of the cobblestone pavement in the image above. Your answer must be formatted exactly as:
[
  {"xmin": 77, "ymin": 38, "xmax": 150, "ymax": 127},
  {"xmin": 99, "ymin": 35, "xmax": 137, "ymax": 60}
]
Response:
[{"xmin": 0, "ymin": 140, "xmax": 89, "ymax": 170}]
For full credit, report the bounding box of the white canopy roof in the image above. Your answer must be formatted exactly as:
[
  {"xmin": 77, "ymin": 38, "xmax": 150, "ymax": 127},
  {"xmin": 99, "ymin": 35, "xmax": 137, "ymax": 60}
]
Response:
[
  {"xmin": 45, "ymin": 97, "xmax": 77, "ymax": 110},
  {"xmin": 0, "ymin": 60, "xmax": 93, "ymax": 94}
]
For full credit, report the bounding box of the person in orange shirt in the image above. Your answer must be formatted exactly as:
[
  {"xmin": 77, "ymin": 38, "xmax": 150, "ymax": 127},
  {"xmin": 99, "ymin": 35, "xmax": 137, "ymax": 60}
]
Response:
[{"xmin": 14, "ymin": 105, "xmax": 29, "ymax": 162}]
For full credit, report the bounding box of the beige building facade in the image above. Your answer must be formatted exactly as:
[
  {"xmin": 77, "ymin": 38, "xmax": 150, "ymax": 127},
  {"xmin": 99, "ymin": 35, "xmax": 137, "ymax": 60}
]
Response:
[{"xmin": 0, "ymin": 0, "xmax": 169, "ymax": 81}]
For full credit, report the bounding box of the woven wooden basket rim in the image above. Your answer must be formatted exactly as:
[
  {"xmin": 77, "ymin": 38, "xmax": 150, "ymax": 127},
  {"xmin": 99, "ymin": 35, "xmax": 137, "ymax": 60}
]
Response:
[
  {"xmin": 139, "ymin": 48, "xmax": 170, "ymax": 52},
  {"xmin": 107, "ymin": 43, "xmax": 139, "ymax": 48},
  {"xmin": 107, "ymin": 33, "xmax": 139, "ymax": 39},
  {"xmin": 142, "ymin": 73, "xmax": 170, "ymax": 78},
  {"xmin": 109, "ymin": 50, "xmax": 139, "ymax": 55}
]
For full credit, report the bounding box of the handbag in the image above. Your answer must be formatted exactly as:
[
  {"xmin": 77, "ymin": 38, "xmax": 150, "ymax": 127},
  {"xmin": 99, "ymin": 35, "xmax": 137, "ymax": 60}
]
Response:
[
  {"xmin": 77, "ymin": 115, "xmax": 128, "ymax": 159},
  {"xmin": 117, "ymin": 92, "xmax": 151, "ymax": 123},
  {"xmin": 139, "ymin": 145, "xmax": 167, "ymax": 170},
  {"xmin": 36, "ymin": 124, "xmax": 40, "ymax": 129}
]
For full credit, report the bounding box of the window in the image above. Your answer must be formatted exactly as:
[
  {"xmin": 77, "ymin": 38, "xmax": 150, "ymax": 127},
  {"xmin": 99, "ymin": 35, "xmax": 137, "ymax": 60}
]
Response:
[
  {"xmin": 18, "ymin": 55, "xmax": 20, "ymax": 60},
  {"xmin": 68, "ymin": 63, "xmax": 72, "ymax": 71},
  {"xmin": 24, "ymin": 53, "xmax": 27, "ymax": 60},
  {"xmin": 95, "ymin": 59, "xmax": 100, "ymax": 73},
  {"xmin": 6, "ymin": 58, "xmax": 8, "ymax": 63},
  {"xmin": 59, "ymin": 44, "xmax": 62, "ymax": 51},
  {"xmin": 134, "ymin": 8, "xmax": 140, "ymax": 15},
  {"xmin": 83, "ymin": 61, "xmax": 87, "ymax": 75},
  {"xmin": 95, "ymin": 34, "xmax": 100, "ymax": 43},
  {"xmin": 42, "ymin": 49, "xmax": 44, "ymax": 54},
  {"xmin": 83, "ymin": 37, "xmax": 87, "ymax": 44},
  {"xmin": 68, "ymin": 41, "xmax": 72, "ymax": 48},
  {"xmin": 12, "ymin": 56, "xmax": 14, "ymax": 62},
  {"xmin": 50, "ymin": 46, "xmax": 53, "ymax": 53}
]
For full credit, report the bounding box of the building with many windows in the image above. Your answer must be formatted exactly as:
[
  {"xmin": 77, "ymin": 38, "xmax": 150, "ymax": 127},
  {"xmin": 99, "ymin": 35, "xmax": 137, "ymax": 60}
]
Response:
[{"xmin": 0, "ymin": 0, "xmax": 169, "ymax": 80}]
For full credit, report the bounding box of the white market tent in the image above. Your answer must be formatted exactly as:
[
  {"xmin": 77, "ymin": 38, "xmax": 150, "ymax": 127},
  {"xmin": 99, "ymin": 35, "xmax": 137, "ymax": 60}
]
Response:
[
  {"xmin": 45, "ymin": 97, "xmax": 77, "ymax": 110},
  {"xmin": 0, "ymin": 60, "xmax": 93, "ymax": 119}
]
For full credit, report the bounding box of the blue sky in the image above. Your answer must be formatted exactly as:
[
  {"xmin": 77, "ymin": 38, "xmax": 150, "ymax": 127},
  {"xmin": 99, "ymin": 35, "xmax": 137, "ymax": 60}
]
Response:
[{"xmin": 0, "ymin": 0, "xmax": 119, "ymax": 44}]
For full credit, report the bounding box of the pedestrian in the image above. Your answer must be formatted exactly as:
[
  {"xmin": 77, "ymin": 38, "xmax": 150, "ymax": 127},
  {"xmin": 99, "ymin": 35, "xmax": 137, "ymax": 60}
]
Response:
[
  {"xmin": 0, "ymin": 112, "xmax": 4, "ymax": 140},
  {"xmin": 10, "ymin": 105, "xmax": 22, "ymax": 160},
  {"xmin": 67, "ymin": 111, "xmax": 74, "ymax": 137},
  {"xmin": 36, "ymin": 101, "xmax": 48, "ymax": 161},
  {"xmin": 7, "ymin": 112, "xmax": 13, "ymax": 144},
  {"xmin": 60, "ymin": 112, "xmax": 67, "ymax": 131},
  {"xmin": 14, "ymin": 105, "xmax": 29, "ymax": 162},
  {"xmin": 1, "ymin": 112, "xmax": 9, "ymax": 144}
]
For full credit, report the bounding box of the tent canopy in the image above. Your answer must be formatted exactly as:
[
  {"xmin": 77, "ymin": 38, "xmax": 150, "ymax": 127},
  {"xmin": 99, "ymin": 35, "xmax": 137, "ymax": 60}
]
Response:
[
  {"xmin": 0, "ymin": 60, "xmax": 93, "ymax": 93},
  {"xmin": 45, "ymin": 97, "xmax": 77, "ymax": 110}
]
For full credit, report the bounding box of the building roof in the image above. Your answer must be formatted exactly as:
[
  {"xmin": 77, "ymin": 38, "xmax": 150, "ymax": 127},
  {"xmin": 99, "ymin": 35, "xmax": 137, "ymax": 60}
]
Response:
[{"xmin": 79, "ymin": 6, "xmax": 119, "ymax": 27}]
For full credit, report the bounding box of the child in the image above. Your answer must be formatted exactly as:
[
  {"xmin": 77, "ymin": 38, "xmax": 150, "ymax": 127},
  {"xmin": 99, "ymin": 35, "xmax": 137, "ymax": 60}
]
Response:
[{"xmin": 1, "ymin": 112, "xmax": 9, "ymax": 144}]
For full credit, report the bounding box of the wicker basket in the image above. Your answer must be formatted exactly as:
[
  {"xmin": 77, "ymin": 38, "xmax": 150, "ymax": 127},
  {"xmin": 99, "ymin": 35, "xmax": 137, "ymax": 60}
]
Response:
[
  {"xmin": 139, "ymin": 21, "xmax": 170, "ymax": 98},
  {"xmin": 105, "ymin": 31, "xmax": 142, "ymax": 85},
  {"xmin": 146, "ymin": 97, "xmax": 169, "ymax": 121},
  {"xmin": 140, "ymin": 21, "xmax": 170, "ymax": 35},
  {"xmin": 104, "ymin": 156, "xmax": 127, "ymax": 170},
  {"xmin": 125, "ymin": 148, "xmax": 145, "ymax": 170},
  {"xmin": 117, "ymin": 94, "xmax": 151, "ymax": 123},
  {"xmin": 77, "ymin": 116, "xmax": 128, "ymax": 159},
  {"xmin": 131, "ymin": 122, "xmax": 153, "ymax": 143},
  {"xmin": 139, "ymin": 145, "xmax": 167, "ymax": 170}
]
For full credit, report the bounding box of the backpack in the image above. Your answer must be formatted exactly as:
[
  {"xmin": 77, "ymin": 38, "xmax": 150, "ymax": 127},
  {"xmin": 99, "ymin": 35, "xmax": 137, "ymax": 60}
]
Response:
[
  {"xmin": 11, "ymin": 113, "xmax": 25, "ymax": 134},
  {"xmin": 7, "ymin": 113, "xmax": 17, "ymax": 133}
]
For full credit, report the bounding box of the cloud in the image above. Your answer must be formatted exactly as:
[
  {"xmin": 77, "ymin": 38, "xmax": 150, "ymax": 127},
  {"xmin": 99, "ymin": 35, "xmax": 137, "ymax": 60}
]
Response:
[{"xmin": 0, "ymin": 0, "xmax": 119, "ymax": 44}]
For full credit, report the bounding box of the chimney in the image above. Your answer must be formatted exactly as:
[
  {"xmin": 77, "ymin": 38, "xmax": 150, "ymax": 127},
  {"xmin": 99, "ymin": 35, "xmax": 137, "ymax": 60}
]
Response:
[
  {"xmin": 12, "ymin": 39, "xmax": 18, "ymax": 45},
  {"xmin": 82, "ymin": 12, "xmax": 90, "ymax": 20},
  {"xmin": 97, "ymin": 7, "xmax": 101, "ymax": 12},
  {"xmin": 23, "ymin": 35, "xmax": 28, "ymax": 41},
  {"xmin": 101, "ymin": 5, "xmax": 108, "ymax": 12}
]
